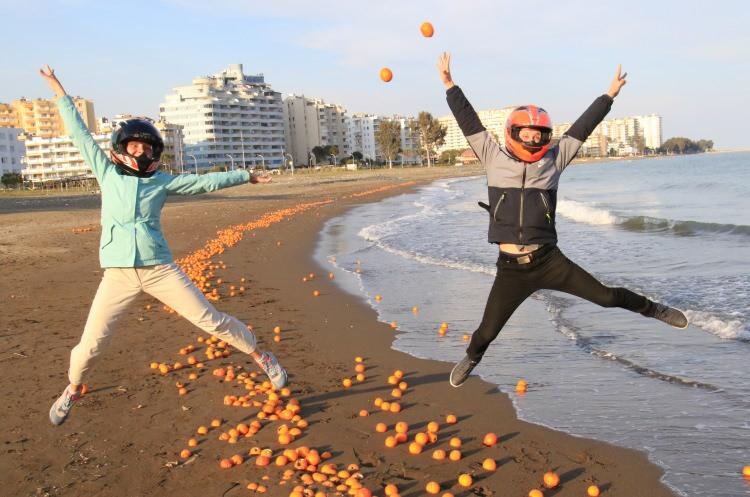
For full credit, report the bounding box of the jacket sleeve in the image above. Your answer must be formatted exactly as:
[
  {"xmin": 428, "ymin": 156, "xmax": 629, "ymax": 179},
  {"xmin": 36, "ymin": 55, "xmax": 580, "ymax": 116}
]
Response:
[
  {"xmin": 57, "ymin": 95, "xmax": 113, "ymax": 183},
  {"xmin": 446, "ymin": 85, "xmax": 500, "ymax": 167},
  {"xmin": 163, "ymin": 169, "xmax": 250, "ymax": 195},
  {"xmin": 556, "ymin": 94, "xmax": 613, "ymax": 171}
]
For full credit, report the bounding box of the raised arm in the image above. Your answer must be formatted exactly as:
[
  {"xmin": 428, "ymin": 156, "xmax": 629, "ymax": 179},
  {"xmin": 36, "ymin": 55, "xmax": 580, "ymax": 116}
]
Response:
[
  {"xmin": 39, "ymin": 65, "xmax": 113, "ymax": 183},
  {"xmin": 163, "ymin": 169, "xmax": 270, "ymax": 195},
  {"xmin": 556, "ymin": 65, "xmax": 628, "ymax": 170},
  {"xmin": 438, "ymin": 52, "xmax": 499, "ymax": 165}
]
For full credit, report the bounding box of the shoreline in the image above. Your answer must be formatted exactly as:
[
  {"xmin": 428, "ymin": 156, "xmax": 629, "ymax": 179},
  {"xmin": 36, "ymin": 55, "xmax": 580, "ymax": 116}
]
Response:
[{"xmin": 0, "ymin": 168, "xmax": 677, "ymax": 496}]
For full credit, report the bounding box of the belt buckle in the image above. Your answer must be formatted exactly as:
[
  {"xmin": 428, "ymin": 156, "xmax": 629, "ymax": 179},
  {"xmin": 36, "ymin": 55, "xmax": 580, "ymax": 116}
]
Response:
[{"xmin": 517, "ymin": 254, "xmax": 532, "ymax": 264}]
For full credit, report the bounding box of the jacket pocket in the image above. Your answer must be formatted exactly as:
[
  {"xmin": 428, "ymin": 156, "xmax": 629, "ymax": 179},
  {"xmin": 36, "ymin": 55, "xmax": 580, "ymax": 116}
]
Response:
[
  {"xmin": 493, "ymin": 192, "xmax": 507, "ymax": 222},
  {"xmin": 538, "ymin": 191, "xmax": 552, "ymax": 224},
  {"xmin": 99, "ymin": 225, "xmax": 114, "ymax": 250}
]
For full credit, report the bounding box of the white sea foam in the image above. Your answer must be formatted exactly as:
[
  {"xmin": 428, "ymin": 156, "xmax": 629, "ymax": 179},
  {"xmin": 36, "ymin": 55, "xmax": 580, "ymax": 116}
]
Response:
[
  {"xmin": 684, "ymin": 310, "xmax": 750, "ymax": 341},
  {"xmin": 557, "ymin": 198, "xmax": 618, "ymax": 225}
]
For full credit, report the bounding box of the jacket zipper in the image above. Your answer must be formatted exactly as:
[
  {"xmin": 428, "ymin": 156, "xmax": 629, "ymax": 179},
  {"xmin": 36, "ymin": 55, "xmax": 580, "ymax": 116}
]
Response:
[
  {"xmin": 519, "ymin": 166, "xmax": 527, "ymax": 241},
  {"xmin": 539, "ymin": 191, "xmax": 551, "ymax": 223},
  {"xmin": 493, "ymin": 192, "xmax": 506, "ymax": 221}
]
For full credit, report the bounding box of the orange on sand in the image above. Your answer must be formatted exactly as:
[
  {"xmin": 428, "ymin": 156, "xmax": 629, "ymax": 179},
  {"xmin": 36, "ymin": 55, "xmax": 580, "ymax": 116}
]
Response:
[
  {"xmin": 408, "ymin": 442, "xmax": 423, "ymax": 455},
  {"xmin": 543, "ymin": 471, "xmax": 560, "ymax": 489},
  {"xmin": 273, "ymin": 326, "xmax": 281, "ymax": 334},
  {"xmin": 458, "ymin": 473, "xmax": 473, "ymax": 487},
  {"xmin": 389, "ymin": 402, "xmax": 401, "ymax": 413},
  {"xmin": 414, "ymin": 432, "xmax": 429, "ymax": 445},
  {"xmin": 313, "ymin": 290, "xmax": 320, "ymax": 297},
  {"xmin": 587, "ymin": 485, "xmax": 601, "ymax": 497},
  {"xmin": 449, "ymin": 437, "xmax": 462, "ymax": 448},
  {"xmin": 426, "ymin": 421, "xmax": 440, "ymax": 433},
  {"xmin": 528, "ymin": 490, "xmax": 543, "ymax": 497},
  {"xmin": 380, "ymin": 67, "xmax": 393, "ymax": 83},
  {"xmin": 425, "ymin": 481, "xmax": 440, "ymax": 494},
  {"xmin": 395, "ymin": 421, "xmax": 409, "ymax": 433},
  {"xmin": 219, "ymin": 458, "xmax": 233, "ymax": 469},
  {"xmin": 375, "ymin": 422, "xmax": 388, "ymax": 433},
  {"xmin": 359, "ymin": 409, "xmax": 369, "ymax": 417},
  {"xmin": 482, "ymin": 458, "xmax": 497, "ymax": 471},
  {"xmin": 445, "ymin": 413, "xmax": 457, "ymax": 424},
  {"xmin": 328, "ymin": 272, "xmax": 335, "ymax": 279},
  {"xmin": 385, "ymin": 436, "xmax": 398, "ymax": 448},
  {"xmin": 449, "ymin": 449, "xmax": 462, "ymax": 461},
  {"xmin": 420, "ymin": 21, "xmax": 435, "ymax": 37},
  {"xmin": 188, "ymin": 438, "xmax": 198, "ymax": 447},
  {"xmin": 255, "ymin": 455, "xmax": 271, "ymax": 466},
  {"xmin": 356, "ymin": 489, "xmax": 373, "ymax": 497},
  {"xmin": 231, "ymin": 454, "xmax": 244, "ymax": 466},
  {"xmin": 483, "ymin": 432, "xmax": 498, "ymax": 447},
  {"xmin": 355, "ymin": 363, "xmax": 366, "ymax": 373},
  {"xmin": 180, "ymin": 449, "xmax": 192, "ymax": 459},
  {"xmin": 384, "ymin": 484, "xmax": 398, "ymax": 496},
  {"xmin": 342, "ymin": 378, "xmax": 353, "ymax": 388},
  {"xmin": 432, "ymin": 449, "xmax": 446, "ymax": 460}
]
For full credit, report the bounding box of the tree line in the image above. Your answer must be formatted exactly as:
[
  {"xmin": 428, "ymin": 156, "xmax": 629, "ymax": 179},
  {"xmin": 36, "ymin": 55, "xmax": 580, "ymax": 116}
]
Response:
[{"xmin": 657, "ymin": 137, "xmax": 714, "ymax": 154}]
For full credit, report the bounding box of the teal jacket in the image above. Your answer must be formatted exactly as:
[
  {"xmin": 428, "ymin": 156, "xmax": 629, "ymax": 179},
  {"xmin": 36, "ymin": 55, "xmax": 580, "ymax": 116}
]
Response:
[{"xmin": 58, "ymin": 95, "xmax": 251, "ymax": 268}]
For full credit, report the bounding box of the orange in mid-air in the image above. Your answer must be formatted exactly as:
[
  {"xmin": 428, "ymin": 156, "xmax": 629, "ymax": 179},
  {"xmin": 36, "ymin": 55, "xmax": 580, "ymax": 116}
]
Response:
[
  {"xmin": 420, "ymin": 21, "xmax": 434, "ymax": 37},
  {"xmin": 380, "ymin": 67, "xmax": 393, "ymax": 83}
]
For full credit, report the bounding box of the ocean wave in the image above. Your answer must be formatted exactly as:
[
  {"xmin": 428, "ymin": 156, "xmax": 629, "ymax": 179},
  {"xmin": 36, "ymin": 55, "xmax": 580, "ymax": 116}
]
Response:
[
  {"xmin": 544, "ymin": 298, "xmax": 724, "ymax": 391},
  {"xmin": 684, "ymin": 310, "xmax": 750, "ymax": 341},
  {"xmin": 557, "ymin": 199, "xmax": 750, "ymax": 238},
  {"xmin": 358, "ymin": 225, "xmax": 495, "ymax": 276}
]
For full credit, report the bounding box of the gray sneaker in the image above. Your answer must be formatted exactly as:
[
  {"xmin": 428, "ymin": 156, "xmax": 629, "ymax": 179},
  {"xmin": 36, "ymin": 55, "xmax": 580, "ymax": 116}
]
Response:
[
  {"xmin": 449, "ymin": 355, "xmax": 478, "ymax": 388},
  {"xmin": 49, "ymin": 386, "xmax": 80, "ymax": 426},
  {"xmin": 642, "ymin": 302, "xmax": 688, "ymax": 329},
  {"xmin": 256, "ymin": 352, "xmax": 288, "ymax": 389}
]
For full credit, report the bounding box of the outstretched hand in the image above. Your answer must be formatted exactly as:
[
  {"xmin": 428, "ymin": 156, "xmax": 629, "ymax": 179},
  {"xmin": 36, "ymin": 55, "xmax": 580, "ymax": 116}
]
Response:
[
  {"xmin": 39, "ymin": 65, "xmax": 67, "ymax": 99},
  {"xmin": 437, "ymin": 52, "xmax": 455, "ymax": 90},
  {"xmin": 607, "ymin": 65, "xmax": 627, "ymax": 99}
]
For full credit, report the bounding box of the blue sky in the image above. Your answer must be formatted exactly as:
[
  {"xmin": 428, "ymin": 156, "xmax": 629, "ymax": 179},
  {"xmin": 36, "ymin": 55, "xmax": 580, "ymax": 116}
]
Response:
[{"xmin": 2, "ymin": 0, "xmax": 748, "ymax": 148}]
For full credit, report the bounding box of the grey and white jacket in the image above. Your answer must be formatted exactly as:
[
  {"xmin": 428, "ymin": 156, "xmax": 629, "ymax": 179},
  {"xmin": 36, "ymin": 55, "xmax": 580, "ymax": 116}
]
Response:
[{"xmin": 446, "ymin": 86, "xmax": 613, "ymax": 245}]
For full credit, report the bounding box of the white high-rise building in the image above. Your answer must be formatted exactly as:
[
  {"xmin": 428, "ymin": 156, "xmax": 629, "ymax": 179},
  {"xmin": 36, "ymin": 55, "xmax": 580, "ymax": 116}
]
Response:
[
  {"xmin": 345, "ymin": 114, "xmax": 421, "ymax": 164},
  {"xmin": 159, "ymin": 64, "xmax": 285, "ymax": 170},
  {"xmin": 347, "ymin": 114, "xmax": 380, "ymax": 162},
  {"xmin": 635, "ymin": 114, "xmax": 662, "ymax": 149},
  {"xmin": 437, "ymin": 107, "xmax": 515, "ymax": 155},
  {"xmin": 21, "ymin": 133, "xmax": 111, "ymax": 183},
  {"xmin": 0, "ymin": 127, "xmax": 25, "ymax": 175},
  {"xmin": 283, "ymin": 95, "xmax": 348, "ymax": 166}
]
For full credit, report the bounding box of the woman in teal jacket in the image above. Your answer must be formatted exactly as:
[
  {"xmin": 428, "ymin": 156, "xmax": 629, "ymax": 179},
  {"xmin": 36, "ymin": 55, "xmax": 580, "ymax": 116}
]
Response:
[{"xmin": 40, "ymin": 66, "xmax": 287, "ymax": 426}]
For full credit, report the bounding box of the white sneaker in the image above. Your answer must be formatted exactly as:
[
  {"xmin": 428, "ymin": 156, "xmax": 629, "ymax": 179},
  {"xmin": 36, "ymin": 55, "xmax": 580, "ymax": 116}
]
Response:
[
  {"xmin": 49, "ymin": 386, "xmax": 80, "ymax": 426},
  {"xmin": 256, "ymin": 352, "xmax": 288, "ymax": 389}
]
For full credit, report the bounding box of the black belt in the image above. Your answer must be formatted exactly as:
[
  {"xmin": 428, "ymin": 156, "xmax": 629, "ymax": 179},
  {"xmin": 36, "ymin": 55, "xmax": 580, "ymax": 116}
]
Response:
[{"xmin": 499, "ymin": 244, "xmax": 555, "ymax": 265}]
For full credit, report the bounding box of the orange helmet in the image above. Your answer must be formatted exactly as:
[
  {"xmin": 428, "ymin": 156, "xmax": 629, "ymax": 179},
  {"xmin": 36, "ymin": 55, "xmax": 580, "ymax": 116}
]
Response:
[{"xmin": 504, "ymin": 105, "xmax": 553, "ymax": 162}]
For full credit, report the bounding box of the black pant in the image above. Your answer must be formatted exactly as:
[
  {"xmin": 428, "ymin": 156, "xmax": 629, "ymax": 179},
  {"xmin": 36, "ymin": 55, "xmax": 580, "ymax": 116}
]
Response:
[{"xmin": 467, "ymin": 246, "xmax": 651, "ymax": 361}]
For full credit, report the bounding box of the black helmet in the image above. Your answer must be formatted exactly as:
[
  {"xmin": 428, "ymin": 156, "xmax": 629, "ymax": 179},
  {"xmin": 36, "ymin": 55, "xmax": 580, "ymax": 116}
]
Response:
[{"xmin": 109, "ymin": 119, "xmax": 164, "ymax": 178}]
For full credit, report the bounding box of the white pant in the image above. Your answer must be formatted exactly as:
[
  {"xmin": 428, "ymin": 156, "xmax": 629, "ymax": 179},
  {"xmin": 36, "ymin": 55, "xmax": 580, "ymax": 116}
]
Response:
[{"xmin": 68, "ymin": 263, "xmax": 257, "ymax": 385}]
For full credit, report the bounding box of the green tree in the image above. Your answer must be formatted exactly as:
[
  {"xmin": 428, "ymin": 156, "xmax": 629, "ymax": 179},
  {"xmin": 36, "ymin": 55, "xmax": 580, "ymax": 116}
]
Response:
[
  {"xmin": 375, "ymin": 119, "xmax": 402, "ymax": 169},
  {"xmin": 417, "ymin": 111, "xmax": 446, "ymax": 167},
  {"xmin": 352, "ymin": 151, "xmax": 363, "ymax": 161},
  {"xmin": 312, "ymin": 146, "xmax": 326, "ymax": 164},
  {"xmin": 438, "ymin": 149, "xmax": 463, "ymax": 165},
  {"xmin": 1, "ymin": 172, "xmax": 22, "ymax": 188}
]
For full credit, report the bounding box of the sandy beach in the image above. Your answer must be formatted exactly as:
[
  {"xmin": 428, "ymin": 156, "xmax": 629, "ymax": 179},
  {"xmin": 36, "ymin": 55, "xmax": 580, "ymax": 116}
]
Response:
[{"xmin": 0, "ymin": 167, "xmax": 677, "ymax": 497}]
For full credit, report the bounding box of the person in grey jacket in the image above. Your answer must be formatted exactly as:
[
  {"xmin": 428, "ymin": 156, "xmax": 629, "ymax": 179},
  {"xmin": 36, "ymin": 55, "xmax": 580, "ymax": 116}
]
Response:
[{"xmin": 436, "ymin": 52, "xmax": 689, "ymax": 387}]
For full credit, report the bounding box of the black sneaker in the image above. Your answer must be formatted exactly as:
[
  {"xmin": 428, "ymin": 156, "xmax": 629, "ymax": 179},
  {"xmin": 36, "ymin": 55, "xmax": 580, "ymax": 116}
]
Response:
[
  {"xmin": 642, "ymin": 302, "xmax": 688, "ymax": 329},
  {"xmin": 449, "ymin": 355, "xmax": 478, "ymax": 387}
]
